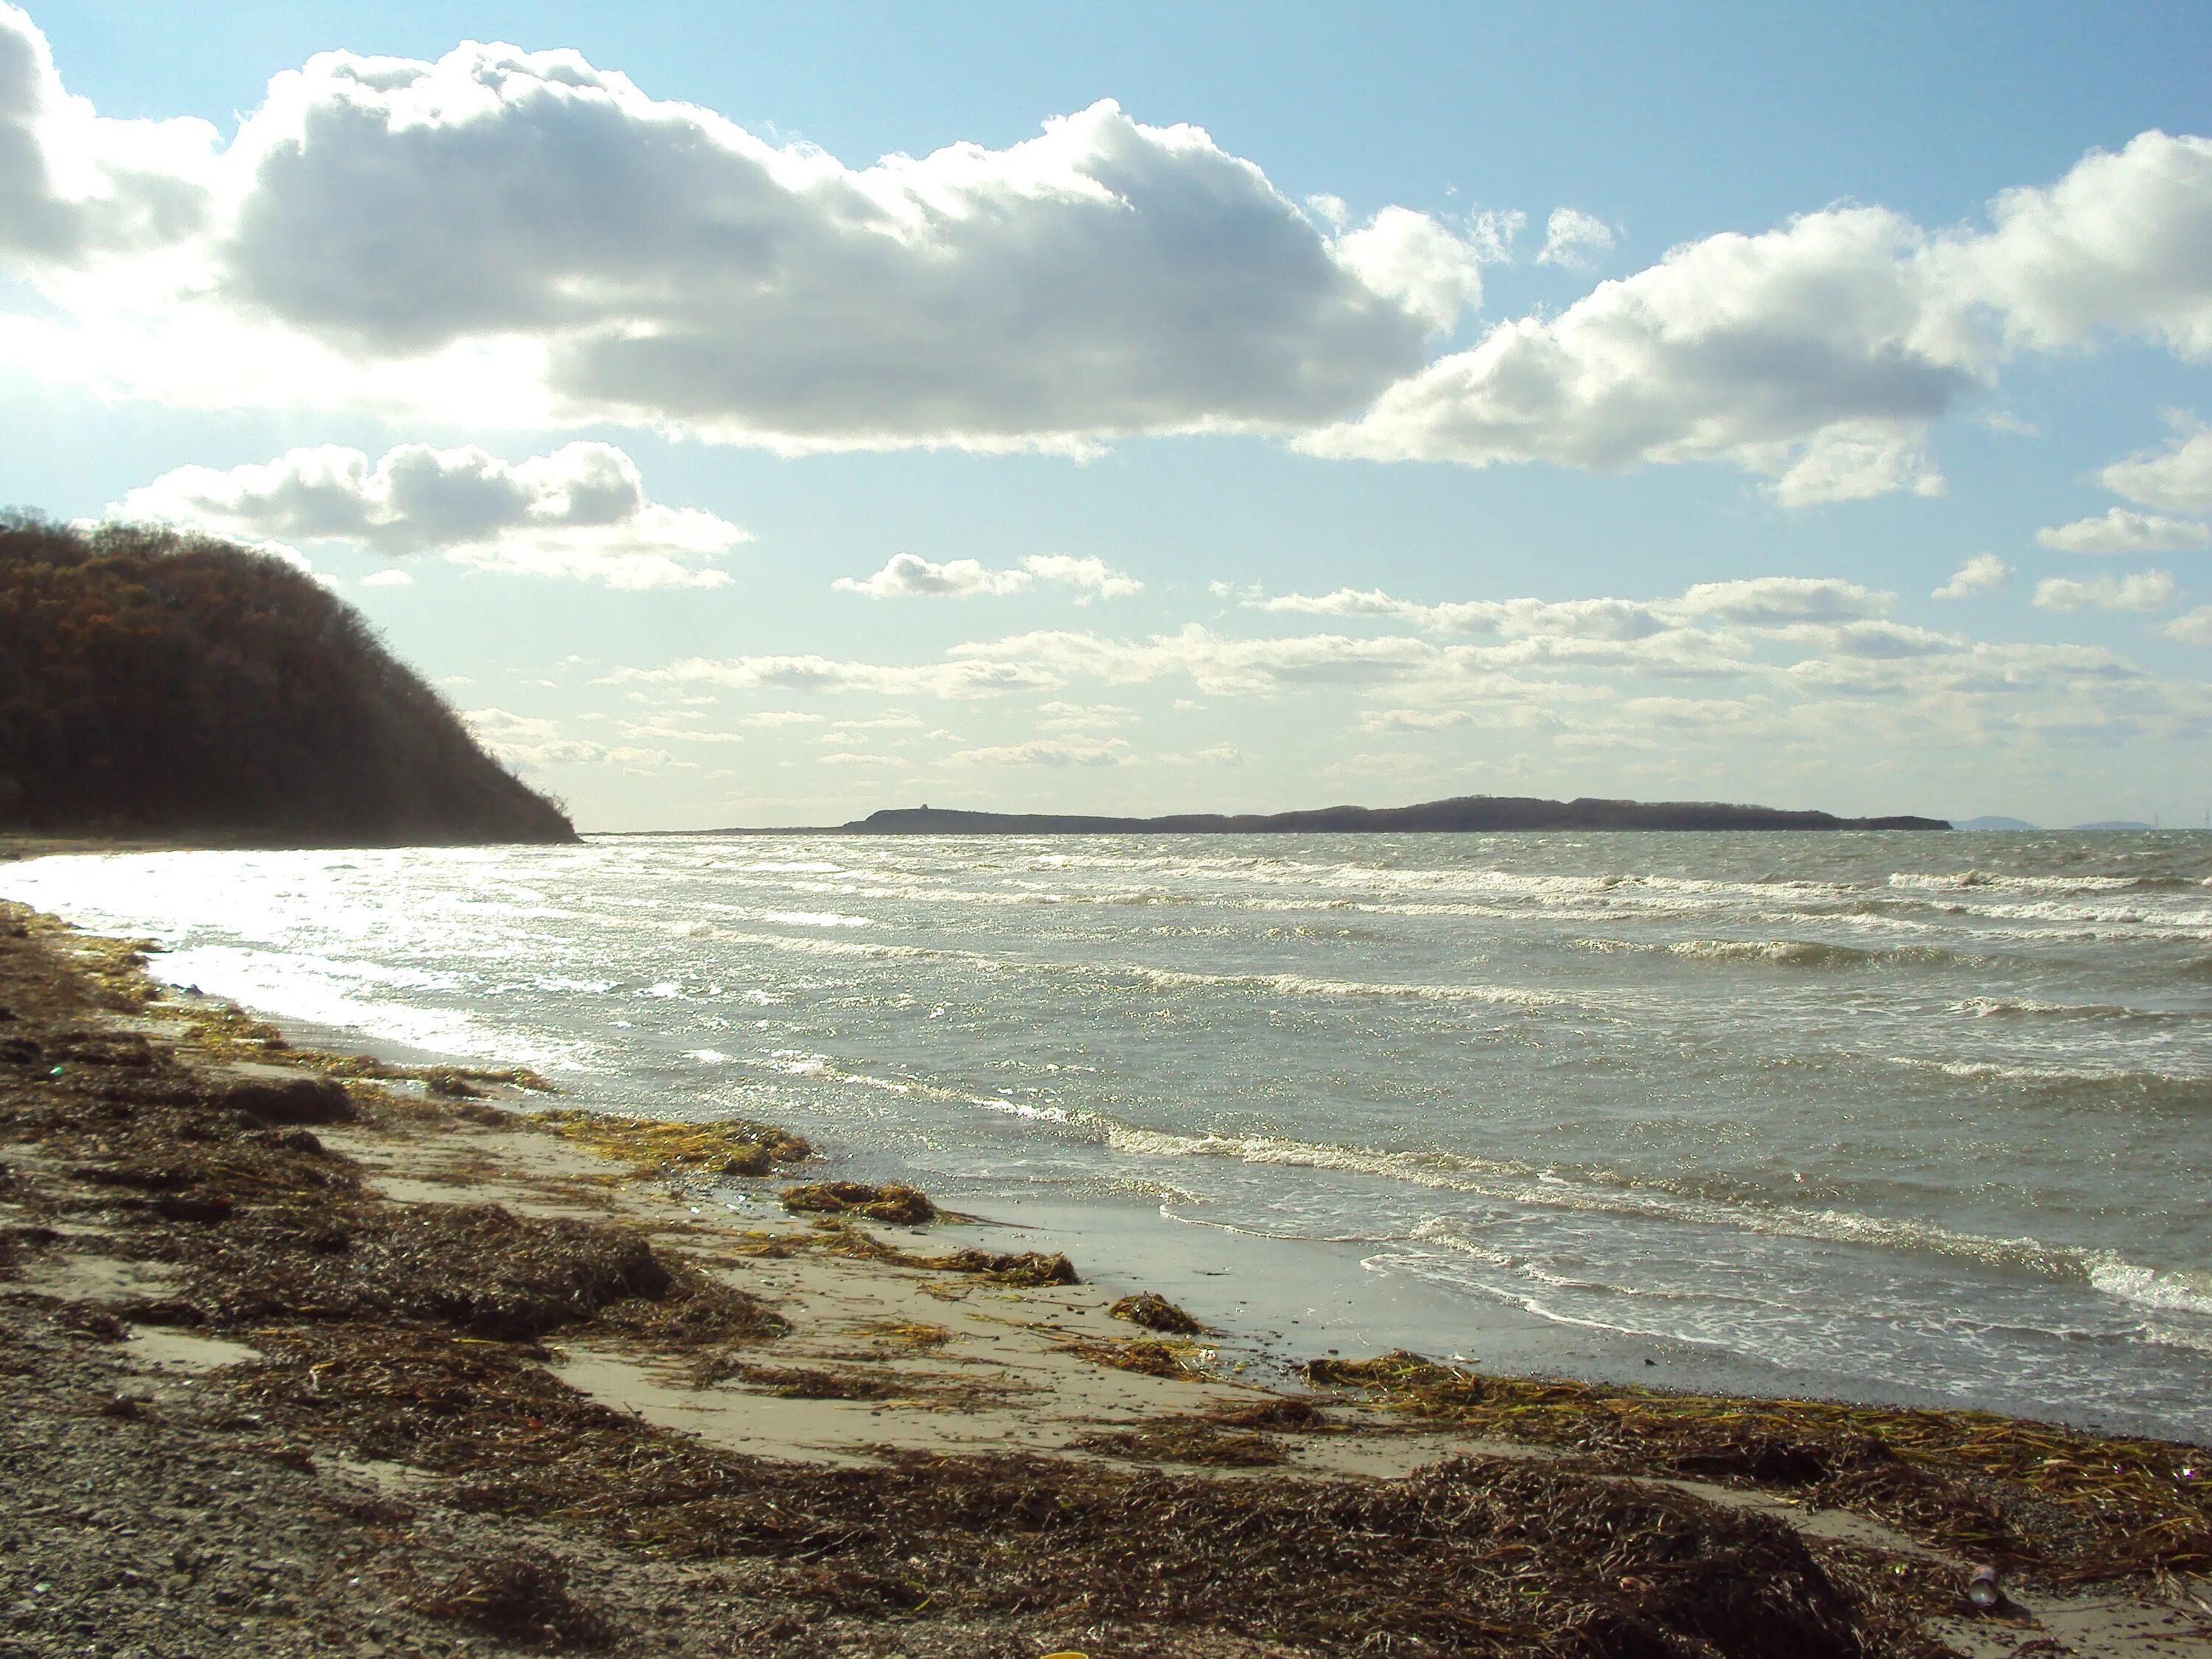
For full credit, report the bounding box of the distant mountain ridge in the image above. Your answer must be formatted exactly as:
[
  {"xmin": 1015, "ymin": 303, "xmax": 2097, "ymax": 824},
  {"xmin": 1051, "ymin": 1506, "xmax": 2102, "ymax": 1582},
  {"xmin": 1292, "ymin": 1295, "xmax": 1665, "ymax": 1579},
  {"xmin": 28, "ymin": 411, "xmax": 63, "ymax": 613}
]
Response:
[
  {"xmin": 0, "ymin": 515, "xmax": 577, "ymax": 846},
  {"xmin": 835, "ymin": 796, "xmax": 1951, "ymax": 835}
]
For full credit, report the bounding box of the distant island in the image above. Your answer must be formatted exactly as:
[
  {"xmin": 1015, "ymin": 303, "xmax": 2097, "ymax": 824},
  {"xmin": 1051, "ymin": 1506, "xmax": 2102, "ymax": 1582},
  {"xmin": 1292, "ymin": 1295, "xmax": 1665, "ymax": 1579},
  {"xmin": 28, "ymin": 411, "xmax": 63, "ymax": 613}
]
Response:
[
  {"xmin": 827, "ymin": 797, "xmax": 1951, "ymax": 835},
  {"xmin": 0, "ymin": 515, "xmax": 575, "ymax": 846}
]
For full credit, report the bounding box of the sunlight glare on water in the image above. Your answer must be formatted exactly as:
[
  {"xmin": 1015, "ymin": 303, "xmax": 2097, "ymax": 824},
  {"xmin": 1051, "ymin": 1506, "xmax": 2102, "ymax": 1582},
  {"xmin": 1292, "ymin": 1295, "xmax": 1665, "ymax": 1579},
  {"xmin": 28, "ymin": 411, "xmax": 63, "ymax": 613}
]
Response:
[{"xmin": 6, "ymin": 829, "xmax": 2210, "ymax": 1436}]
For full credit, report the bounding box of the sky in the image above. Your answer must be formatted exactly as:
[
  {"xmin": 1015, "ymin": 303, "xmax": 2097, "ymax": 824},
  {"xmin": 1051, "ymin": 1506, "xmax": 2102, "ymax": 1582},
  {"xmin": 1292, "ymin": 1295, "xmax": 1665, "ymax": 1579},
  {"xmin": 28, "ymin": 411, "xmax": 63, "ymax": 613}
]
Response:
[{"xmin": 5, "ymin": 3, "xmax": 2212, "ymax": 830}]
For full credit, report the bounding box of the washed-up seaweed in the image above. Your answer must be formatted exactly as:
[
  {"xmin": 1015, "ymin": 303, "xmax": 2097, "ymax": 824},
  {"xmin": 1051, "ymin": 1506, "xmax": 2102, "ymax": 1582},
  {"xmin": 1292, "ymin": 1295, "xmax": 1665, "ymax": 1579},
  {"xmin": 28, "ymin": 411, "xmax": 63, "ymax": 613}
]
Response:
[
  {"xmin": 1056, "ymin": 1336, "xmax": 1212, "ymax": 1380},
  {"xmin": 1076, "ymin": 1416, "xmax": 1288, "ymax": 1467},
  {"xmin": 533, "ymin": 1107, "xmax": 813, "ymax": 1176},
  {"xmin": 780, "ymin": 1179, "xmax": 936, "ymax": 1224},
  {"xmin": 1302, "ymin": 1349, "xmax": 2212, "ymax": 1580},
  {"xmin": 1108, "ymin": 1291, "xmax": 1205, "ymax": 1334},
  {"xmin": 729, "ymin": 1214, "xmax": 1079, "ymax": 1286}
]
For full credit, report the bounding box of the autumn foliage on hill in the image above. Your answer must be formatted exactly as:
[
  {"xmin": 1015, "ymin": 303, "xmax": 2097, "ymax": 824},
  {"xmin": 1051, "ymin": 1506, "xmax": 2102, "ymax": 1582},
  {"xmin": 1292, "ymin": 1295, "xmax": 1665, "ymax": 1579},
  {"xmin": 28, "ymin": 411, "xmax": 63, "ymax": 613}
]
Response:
[{"xmin": 0, "ymin": 515, "xmax": 577, "ymax": 845}]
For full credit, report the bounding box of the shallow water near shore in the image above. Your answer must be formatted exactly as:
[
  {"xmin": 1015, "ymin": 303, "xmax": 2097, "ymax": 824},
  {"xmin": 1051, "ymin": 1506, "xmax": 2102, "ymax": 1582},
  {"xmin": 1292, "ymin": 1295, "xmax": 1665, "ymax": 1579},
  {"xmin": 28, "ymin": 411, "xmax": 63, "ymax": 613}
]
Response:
[{"xmin": 7, "ymin": 829, "xmax": 2210, "ymax": 1439}]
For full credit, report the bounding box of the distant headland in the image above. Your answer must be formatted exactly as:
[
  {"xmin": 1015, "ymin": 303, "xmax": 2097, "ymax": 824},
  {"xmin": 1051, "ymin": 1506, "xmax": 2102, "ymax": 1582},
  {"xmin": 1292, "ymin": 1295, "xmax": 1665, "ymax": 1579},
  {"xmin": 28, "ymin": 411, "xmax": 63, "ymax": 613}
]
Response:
[
  {"xmin": 0, "ymin": 515, "xmax": 576, "ymax": 847},
  {"xmin": 792, "ymin": 796, "xmax": 1953, "ymax": 835}
]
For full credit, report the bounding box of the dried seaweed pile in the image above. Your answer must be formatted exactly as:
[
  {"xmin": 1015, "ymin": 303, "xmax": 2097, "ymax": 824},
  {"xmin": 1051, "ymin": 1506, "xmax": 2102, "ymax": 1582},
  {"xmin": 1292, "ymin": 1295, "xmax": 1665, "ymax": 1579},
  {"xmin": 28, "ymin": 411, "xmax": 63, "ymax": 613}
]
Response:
[
  {"xmin": 534, "ymin": 1107, "xmax": 813, "ymax": 1178},
  {"xmin": 1304, "ymin": 1350, "xmax": 2212, "ymax": 1580}
]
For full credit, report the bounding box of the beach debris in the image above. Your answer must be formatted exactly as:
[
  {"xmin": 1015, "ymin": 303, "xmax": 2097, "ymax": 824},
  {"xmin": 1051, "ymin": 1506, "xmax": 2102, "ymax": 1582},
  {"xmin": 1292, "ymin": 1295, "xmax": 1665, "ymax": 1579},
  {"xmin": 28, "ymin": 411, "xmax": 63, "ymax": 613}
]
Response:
[
  {"xmin": 932, "ymin": 1248, "xmax": 1075, "ymax": 1285},
  {"xmin": 1966, "ymin": 1565, "xmax": 2004, "ymax": 1610},
  {"xmin": 533, "ymin": 1107, "xmax": 813, "ymax": 1178},
  {"xmin": 1202, "ymin": 1394, "xmax": 1336, "ymax": 1433},
  {"xmin": 1107, "ymin": 1291, "xmax": 1204, "ymax": 1334},
  {"xmin": 1057, "ymin": 1336, "xmax": 1208, "ymax": 1379},
  {"xmin": 692, "ymin": 1357, "xmax": 914, "ymax": 1399},
  {"xmin": 1298, "ymin": 1348, "xmax": 2212, "ymax": 1580},
  {"xmin": 414, "ymin": 1553, "xmax": 613, "ymax": 1652},
  {"xmin": 849, "ymin": 1318, "xmax": 953, "ymax": 1350},
  {"xmin": 779, "ymin": 1179, "xmax": 935, "ymax": 1224},
  {"xmin": 210, "ymin": 1074, "xmax": 357, "ymax": 1126},
  {"xmin": 1077, "ymin": 1416, "xmax": 1287, "ymax": 1467}
]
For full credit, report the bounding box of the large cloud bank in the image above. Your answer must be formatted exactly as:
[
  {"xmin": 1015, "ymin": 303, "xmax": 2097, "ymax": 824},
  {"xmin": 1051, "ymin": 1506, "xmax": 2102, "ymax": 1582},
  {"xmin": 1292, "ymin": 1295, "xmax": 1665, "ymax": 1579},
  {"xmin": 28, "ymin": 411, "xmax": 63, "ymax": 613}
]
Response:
[
  {"xmin": 0, "ymin": 4, "xmax": 1481, "ymax": 451},
  {"xmin": 5, "ymin": 4, "xmax": 2212, "ymax": 501}
]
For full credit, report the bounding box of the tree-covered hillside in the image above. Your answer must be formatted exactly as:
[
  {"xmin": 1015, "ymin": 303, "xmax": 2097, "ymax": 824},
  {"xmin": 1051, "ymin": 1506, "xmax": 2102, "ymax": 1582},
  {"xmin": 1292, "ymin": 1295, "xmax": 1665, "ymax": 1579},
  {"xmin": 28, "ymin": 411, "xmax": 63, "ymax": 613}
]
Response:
[{"xmin": 0, "ymin": 515, "xmax": 576, "ymax": 846}]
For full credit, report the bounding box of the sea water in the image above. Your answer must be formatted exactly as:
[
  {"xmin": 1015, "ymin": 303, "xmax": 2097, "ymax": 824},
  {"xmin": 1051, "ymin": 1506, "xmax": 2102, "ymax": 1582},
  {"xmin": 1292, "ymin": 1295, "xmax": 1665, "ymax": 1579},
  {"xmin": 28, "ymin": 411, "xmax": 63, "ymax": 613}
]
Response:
[{"xmin": 7, "ymin": 831, "xmax": 2208, "ymax": 1439}]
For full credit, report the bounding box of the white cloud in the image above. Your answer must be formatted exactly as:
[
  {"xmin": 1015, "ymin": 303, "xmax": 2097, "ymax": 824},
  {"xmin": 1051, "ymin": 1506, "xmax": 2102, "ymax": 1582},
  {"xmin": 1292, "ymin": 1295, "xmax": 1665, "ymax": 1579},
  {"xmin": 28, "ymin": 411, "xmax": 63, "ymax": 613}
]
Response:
[
  {"xmin": 2165, "ymin": 604, "xmax": 2212, "ymax": 644},
  {"xmin": 1331, "ymin": 206, "xmax": 1490, "ymax": 330},
  {"xmin": 359, "ymin": 568, "xmax": 412, "ymax": 588},
  {"xmin": 1192, "ymin": 745, "xmax": 1245, "ymax": 766},
  {"xmin": 1944, "ymin": 131, "xmax": 2212, "ymax": 358},
  {"xmin": 2035, "ymin": 507, "xmax": 2209, "ymax": 553},
  {"xmin": 2032, "ymin": 570, "xmax": 2177, "ymax": 612},
  {"xmin": 1301, "ymin": 204, "xmax": 1966, "ymax": 501},
  {"xmin": 832, "ymin": 551, "xmax": 1141, "ymax": 599},
  {"xmin": 1535, "ymin": 207, "xmax": 1615, "ymax": 270},
  {"xmin": 1306, "ymin": 132, "xmax": 2212, "ymax": 502},
  {"xmin": 0, "ymin": 7, "xmax": 1487, "ymax": 451},
  {"xmin": 1022, "ymin": 554, "xmax": 1144, "ymax": 600},
  {"xmin": 1671, "ymin": 576, "xmax": 1892, "ymax": 627},
  {"xmin": 116, "ymin": 441, "xmax": 745, "ymax": 588},
  {"xmin": 619, "ymin": 655, "xmax": 1060, "ymax": 699},
  {"xmin": 1933, "ymin": 552, "xmax": 2011, "ymax": 598},
  {"xmin": 949, "ymin": 738, "xmax": 1133, "ymax": 767},
  {"xmin": 462, "ymin": 706, "xmax": 629, "ymax": 769},
  {"xmin": 2101, "ymin": 420, "xmax": 2212, "ymax": 512},
  {"xmin": 818, "ymin": 751, "xmax": 909, "ymax": 768},
  {"xmin": 833, "ymin": 553, "xmax": 1030, "ymax": 599},
  {"xmin": 1359, "ymin": 707, "xmax": 1474, "ymax": 731}
]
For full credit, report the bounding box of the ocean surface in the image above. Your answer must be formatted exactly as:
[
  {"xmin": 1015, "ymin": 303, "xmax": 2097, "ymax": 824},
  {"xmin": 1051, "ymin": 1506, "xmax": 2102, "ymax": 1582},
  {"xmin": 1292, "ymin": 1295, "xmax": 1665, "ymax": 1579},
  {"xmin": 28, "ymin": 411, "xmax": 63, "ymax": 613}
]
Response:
[{"xmin": 7, "ymin": 831, "xmax": 2210, "ymax": 1439}]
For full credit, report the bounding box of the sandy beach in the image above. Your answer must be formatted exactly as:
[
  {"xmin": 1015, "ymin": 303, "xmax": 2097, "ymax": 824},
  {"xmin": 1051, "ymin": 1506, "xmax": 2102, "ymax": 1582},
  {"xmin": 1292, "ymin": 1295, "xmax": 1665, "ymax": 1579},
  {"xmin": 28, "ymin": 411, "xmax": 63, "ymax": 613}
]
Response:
[{"xmin": 3, "ymin": 897, "xmax": 2209, "ymax": 1658}]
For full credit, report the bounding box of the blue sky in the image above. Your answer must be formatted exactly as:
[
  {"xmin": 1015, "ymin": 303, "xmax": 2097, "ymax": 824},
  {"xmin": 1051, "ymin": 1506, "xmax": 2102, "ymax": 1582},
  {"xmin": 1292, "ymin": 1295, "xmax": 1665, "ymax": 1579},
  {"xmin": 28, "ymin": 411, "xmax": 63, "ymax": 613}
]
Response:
[{"xmin": 5, "ymin": 2, "xmax": 2212, "ymax": 829}]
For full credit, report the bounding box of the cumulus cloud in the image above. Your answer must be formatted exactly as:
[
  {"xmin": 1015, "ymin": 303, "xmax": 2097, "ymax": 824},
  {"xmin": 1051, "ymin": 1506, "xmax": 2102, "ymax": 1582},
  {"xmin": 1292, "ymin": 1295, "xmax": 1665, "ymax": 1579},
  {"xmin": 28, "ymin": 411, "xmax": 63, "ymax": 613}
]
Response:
[
  {"xmin": 116, "ymin": 441, "xmax": 745, "ymax": 588},
  {"xmin": 2037, "ymin": 507, "xmax": 2209, "ymax": 554},
  {"xmin": 359, "ymin": 568, "xmax": 413, "ymax": 588},
  {"xmin": 2032, "ymin": 570, "xmax": 2178, "ymax": 612},
  {"xmin": 0, "ymin": 7, "xmax": 1489, "ymax": 451},
  {"xmin": 1536, "ymin": 207, "xmax": 1615, "ymax": 270},
  {"xmin": 833, "ymin": 552, "xmax": 1141, "ymax": 600},
  {"xmin": 1933, "ymin": 552, "xmax": 2011, "ymax": 598},
  {"xmin": 2165, "ymin": 604, "xmax": 2212, "ymax": 644},
  {"xmin": 1305, "ymin": 131, "xmax": 2212, "ymax": 503},
  {"xmin": 2101, "ymin": 420, "xmax": 2212, "ymax": 512}
]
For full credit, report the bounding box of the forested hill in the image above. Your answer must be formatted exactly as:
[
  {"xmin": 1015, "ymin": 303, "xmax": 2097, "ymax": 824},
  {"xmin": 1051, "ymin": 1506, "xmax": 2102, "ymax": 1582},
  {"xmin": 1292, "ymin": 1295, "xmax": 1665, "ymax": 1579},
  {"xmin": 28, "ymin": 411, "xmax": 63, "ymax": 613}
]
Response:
[
  {"xmin": 0, "ymin": 517, "xmax": 576, "ymax": 846},
  {"xmin": 843, "ymin": 799, "xmax": 1952, "ymax": 834}
]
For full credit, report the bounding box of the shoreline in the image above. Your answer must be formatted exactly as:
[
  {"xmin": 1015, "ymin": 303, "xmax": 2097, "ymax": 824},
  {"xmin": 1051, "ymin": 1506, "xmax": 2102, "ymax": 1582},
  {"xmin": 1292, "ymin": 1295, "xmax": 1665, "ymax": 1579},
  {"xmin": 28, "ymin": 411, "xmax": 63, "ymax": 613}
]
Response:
[{"xmin": 3, "ymin": 902, "xmax": 2210, "ymax": 1653}]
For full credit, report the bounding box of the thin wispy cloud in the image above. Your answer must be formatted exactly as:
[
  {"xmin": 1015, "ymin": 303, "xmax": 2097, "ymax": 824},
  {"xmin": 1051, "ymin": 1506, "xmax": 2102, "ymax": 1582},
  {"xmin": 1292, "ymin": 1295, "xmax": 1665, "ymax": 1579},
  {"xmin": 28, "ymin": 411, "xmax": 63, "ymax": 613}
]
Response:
[{"xmin": 833, "ymin": 552, "xmax": 1141, "ymax": 600}]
